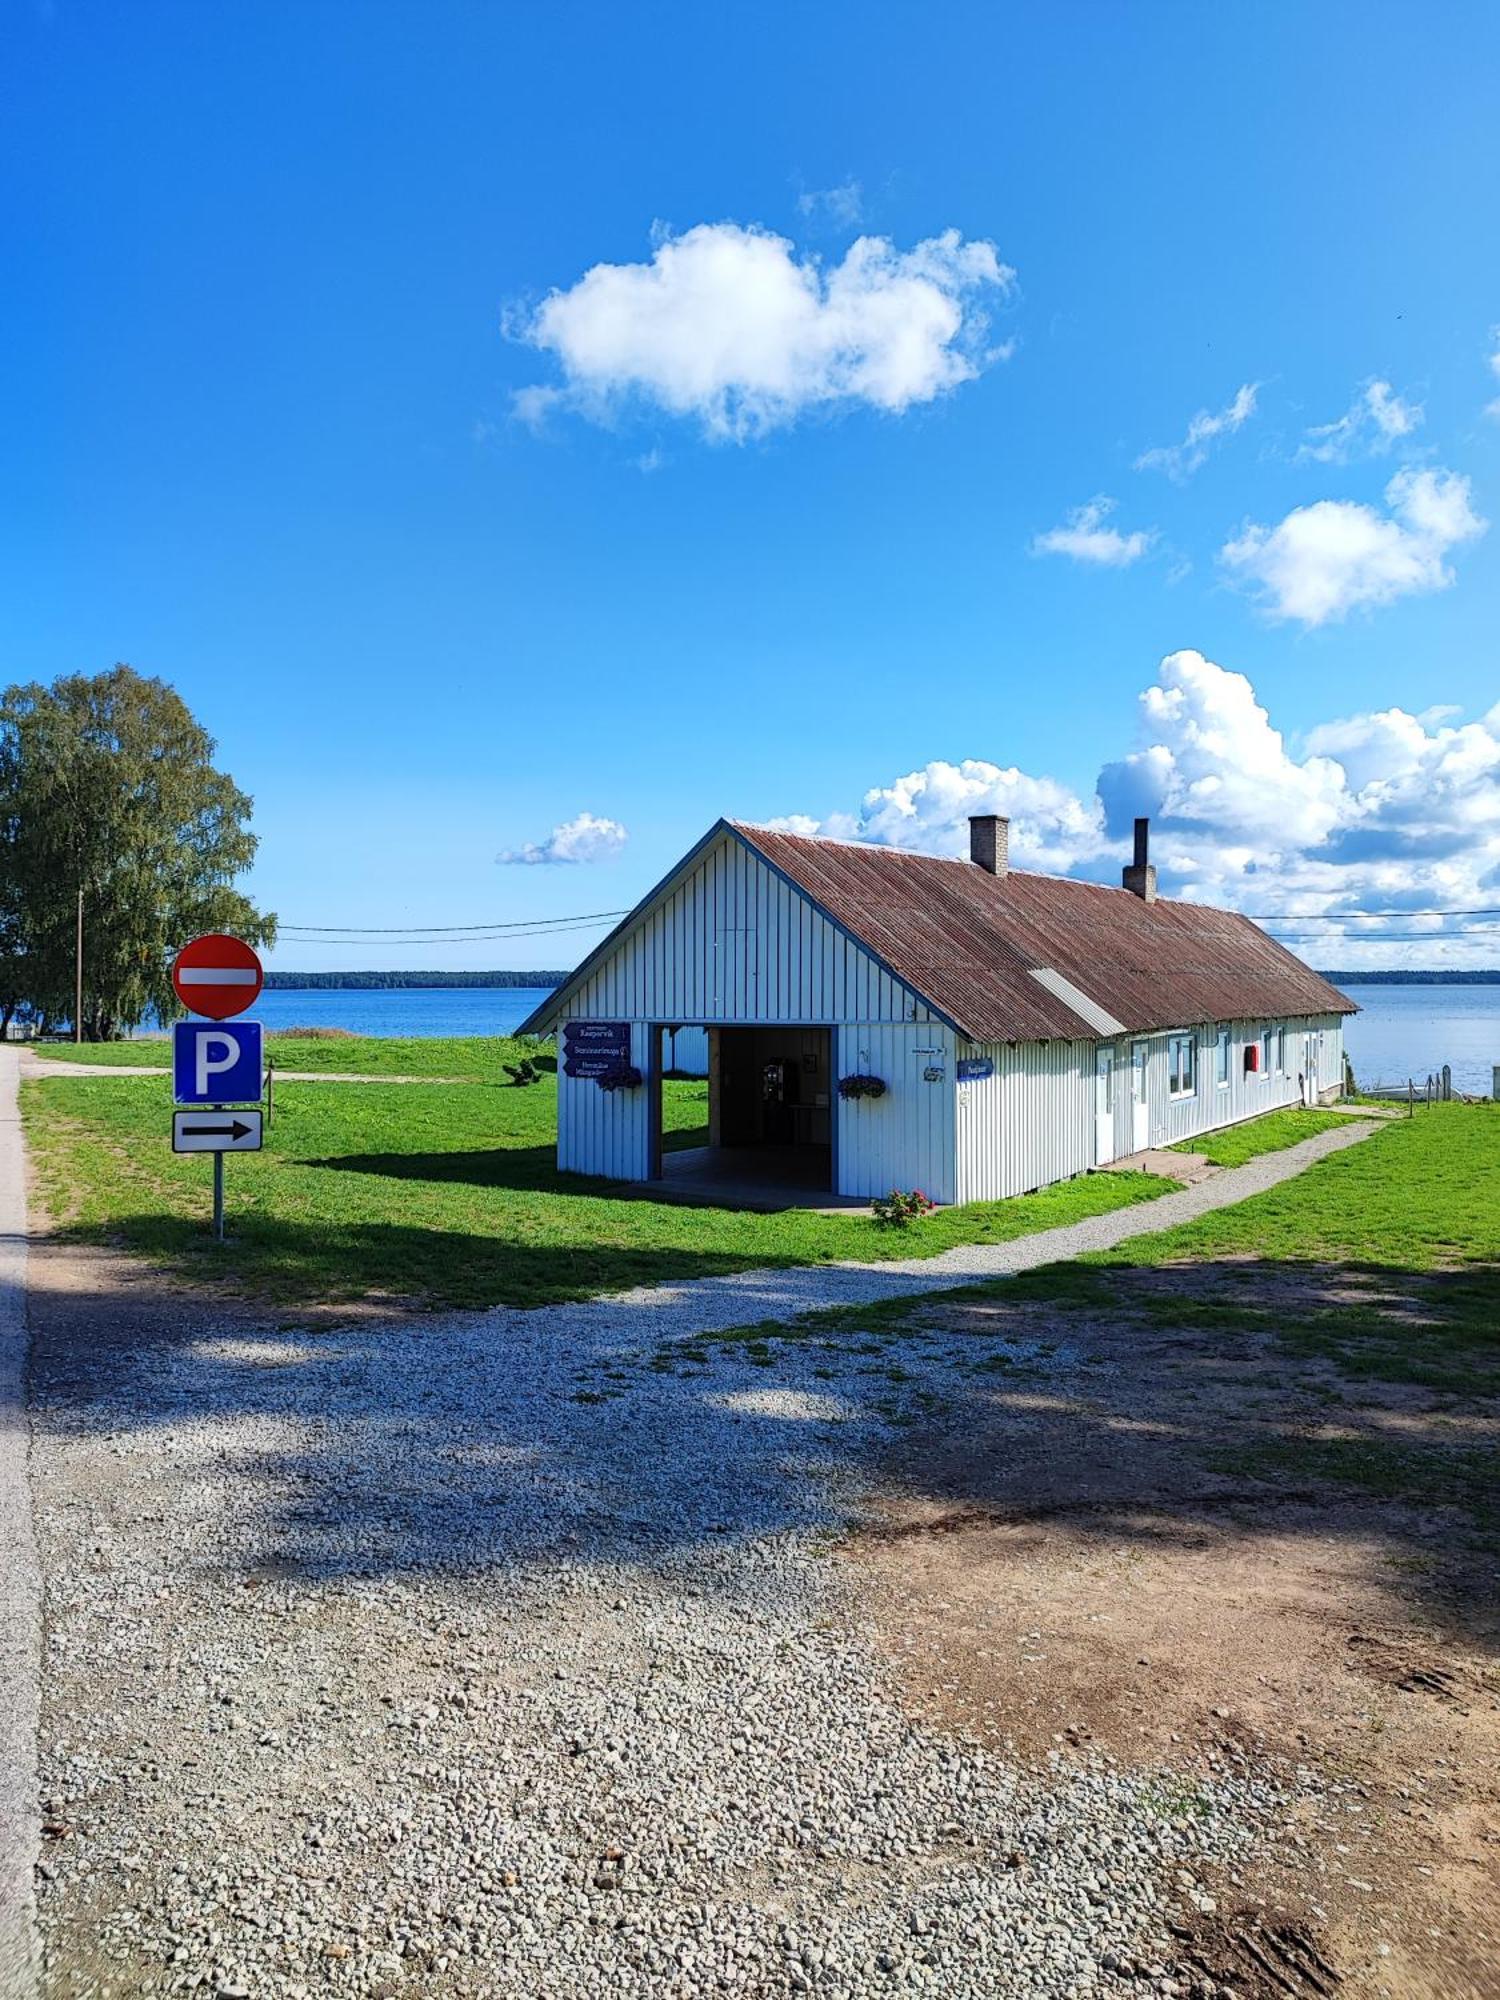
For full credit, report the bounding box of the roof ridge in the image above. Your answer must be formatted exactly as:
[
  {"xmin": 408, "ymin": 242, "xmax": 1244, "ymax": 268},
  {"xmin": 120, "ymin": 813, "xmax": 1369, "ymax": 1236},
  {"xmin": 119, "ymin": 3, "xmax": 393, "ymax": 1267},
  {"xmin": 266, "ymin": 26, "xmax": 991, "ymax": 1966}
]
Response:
[{"xmin": 734, "ymin": 821, "xmax": 1254, "ymax": 915}]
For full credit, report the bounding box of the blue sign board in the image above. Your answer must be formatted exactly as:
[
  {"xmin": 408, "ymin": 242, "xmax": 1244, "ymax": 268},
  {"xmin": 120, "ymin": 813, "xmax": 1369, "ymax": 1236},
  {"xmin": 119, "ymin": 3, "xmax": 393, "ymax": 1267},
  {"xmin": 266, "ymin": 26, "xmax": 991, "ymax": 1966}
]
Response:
[
  {"xmin": 563, "ymin": 1019, "xmax": 631, "ymax": 1079},
  {"xmin": 956, "ymin": 1057, "xmax": 994, "ymax": 1083},
  {"xmin": 173, "ymin": 1019, "xmax": 264, "ymax": 1106}
]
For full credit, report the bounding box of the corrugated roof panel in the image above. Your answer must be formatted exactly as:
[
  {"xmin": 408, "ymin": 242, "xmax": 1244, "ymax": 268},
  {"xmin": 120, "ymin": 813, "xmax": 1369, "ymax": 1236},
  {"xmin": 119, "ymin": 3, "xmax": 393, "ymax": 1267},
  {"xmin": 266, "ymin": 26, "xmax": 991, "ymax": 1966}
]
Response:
[{"xmin": 734, "ymin": 822, "xmax": 1357, "ymax": 1043}]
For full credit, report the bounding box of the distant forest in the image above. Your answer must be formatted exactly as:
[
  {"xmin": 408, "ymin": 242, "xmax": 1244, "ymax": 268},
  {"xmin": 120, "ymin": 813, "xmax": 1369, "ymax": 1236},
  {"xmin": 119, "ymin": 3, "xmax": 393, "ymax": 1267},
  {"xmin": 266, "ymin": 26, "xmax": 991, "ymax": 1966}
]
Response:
[
  {"xmin": 1318, "ymin": 969, "xmax": 1500, "ymax": 985},
  {"xmin": 264, "ymin": 970, "xmax": 565, "ymax": 990}
]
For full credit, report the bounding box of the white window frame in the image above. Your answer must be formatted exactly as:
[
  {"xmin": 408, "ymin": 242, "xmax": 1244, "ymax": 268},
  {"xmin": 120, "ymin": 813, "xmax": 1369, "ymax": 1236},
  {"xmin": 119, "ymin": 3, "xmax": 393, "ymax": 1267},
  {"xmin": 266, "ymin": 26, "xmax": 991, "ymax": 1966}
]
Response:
[
  {"xmin": 1167, "ymin": 1031, "xmax": 1197, "ymax": 1099},
  {"xmin": 1215, "ymin": 1027, "xmax": 1230, "ymax": 1089},
  {"xmin": 1261, "ymin": 1025, "xmax": 1276, "ymax": 1077}
]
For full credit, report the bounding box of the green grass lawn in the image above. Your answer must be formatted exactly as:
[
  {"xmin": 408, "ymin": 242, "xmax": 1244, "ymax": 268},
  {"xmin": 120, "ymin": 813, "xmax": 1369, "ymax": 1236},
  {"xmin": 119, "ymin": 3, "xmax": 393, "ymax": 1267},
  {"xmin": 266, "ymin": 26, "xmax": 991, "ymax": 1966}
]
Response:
[
  {"xmin": 1167, "ymin": 1104, "xmax": 1354, "ymax": 1167},
  {"xmin": 21, "ymin": 1063, "xmax": 1173, "ymax": 1312},
  {"xmin": 35, "ymin": 1032, "xmax": 549, "ymax": 1079}
]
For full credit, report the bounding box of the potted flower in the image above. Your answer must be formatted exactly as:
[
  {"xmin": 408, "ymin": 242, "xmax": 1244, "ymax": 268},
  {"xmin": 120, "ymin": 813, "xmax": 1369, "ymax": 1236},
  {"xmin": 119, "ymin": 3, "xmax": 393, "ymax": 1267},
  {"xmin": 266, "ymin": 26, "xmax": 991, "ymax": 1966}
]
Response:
[
  {"xmin": 596, "ymin": 1063, "xmax": 643, "ymax": 1093},
  {"xmin": 837, "ymin": 1073, "xmax": 887, "ymax": 1101}
]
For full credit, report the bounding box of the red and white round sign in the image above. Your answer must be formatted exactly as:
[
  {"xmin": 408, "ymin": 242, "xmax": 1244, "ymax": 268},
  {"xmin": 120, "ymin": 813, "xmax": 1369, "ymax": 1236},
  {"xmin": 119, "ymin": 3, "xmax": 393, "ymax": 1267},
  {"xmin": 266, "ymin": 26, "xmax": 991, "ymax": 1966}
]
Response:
[{"xmin": 172, "ymin": 934, "xmax": 264, "ymax": 1020}]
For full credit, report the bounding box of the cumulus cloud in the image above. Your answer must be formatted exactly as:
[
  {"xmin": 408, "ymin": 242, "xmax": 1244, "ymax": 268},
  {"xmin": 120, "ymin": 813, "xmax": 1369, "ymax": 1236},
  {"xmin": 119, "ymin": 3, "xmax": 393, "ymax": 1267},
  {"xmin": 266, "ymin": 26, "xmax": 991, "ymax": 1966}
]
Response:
[
  {"xmin": 1031, "ymin": 496, "xmax": 1155, "ymax": 567},
  {"xmin": 1221, "ymin": 467, "xmax": 1486, "ymax": 626},
  {"xmin": 497, "ymin": 812, "xmax": 628, "ymax": 866},
  {"xmin": 773, "ymin": 649, "xmax": 1500, "ymax": 967},
  {"xmin": 506, "ymin": 222, "xmax": 1015, "ymax": 441},
  {"xmin": 1134, "ymin": 382, "xmax": 1258, "ymax": 481},
  {"xmin": 1297, "ymin": 378, "xmax": 1424, "ymax": 463}
]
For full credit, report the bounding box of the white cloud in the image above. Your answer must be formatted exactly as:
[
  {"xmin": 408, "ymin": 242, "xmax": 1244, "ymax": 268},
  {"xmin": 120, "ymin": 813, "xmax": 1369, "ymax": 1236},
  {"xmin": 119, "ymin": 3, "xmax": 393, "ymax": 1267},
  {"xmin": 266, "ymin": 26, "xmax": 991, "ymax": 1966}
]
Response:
[
  {"xmin": 796, "ymin": 179, "xmax": 864, "ymax": 228},
  {"xmin": 506, "ymin": 222, "xmax": 1015, "ymax": 441},
  {"xmin": 1031, "ymin": 496, "xmax": 1155, "ymax": 567},
  {"xmin": 1297, "ymin": 377, "xmax": 1424, "ymax": 463},
  {"xmin": 1221, "ymin": 466, "xmax": 1486, "ymax": 626},
  {"xmin": 498, "ymin": 812, "xmax": 628, "ymax": 866},
  {"xmin": 1487, "ymin": 327, "xmax": 1500, "ymax": 418},
  {"xmin": 1134, "ymin": 382, "xmax": 1258, "ymax": 481},
  {"xmin": 774, "ymin": 650, "xmax": 1500, "ymax": 967}
]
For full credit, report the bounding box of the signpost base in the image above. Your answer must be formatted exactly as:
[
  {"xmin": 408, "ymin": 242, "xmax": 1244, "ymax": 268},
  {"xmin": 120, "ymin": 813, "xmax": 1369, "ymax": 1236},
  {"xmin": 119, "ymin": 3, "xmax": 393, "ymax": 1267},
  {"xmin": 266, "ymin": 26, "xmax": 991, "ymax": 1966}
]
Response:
[{"xmin": 213, "ymin": 1150, "xmax": 225, "ymax": 1242}]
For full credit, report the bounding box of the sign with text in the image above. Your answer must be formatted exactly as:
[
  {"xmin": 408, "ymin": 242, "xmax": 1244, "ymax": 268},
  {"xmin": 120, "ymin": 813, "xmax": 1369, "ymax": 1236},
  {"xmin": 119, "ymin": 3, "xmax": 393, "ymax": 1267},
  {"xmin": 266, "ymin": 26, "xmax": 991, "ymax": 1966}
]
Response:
[
  {"xmin": 956, "ymin": 1057, "xmax": 994, "ymax": 1083},
  {"xmin": 563, "ymin": 1019, "xmax": 631, "ymax": 1079},
  {"xmin": 173, "ymin": 1109, "xmax": 263, "ymax": 1154},
  {"xmin": 173, "ymin": 1019, "xmax": 264, "ymax": 1106}
]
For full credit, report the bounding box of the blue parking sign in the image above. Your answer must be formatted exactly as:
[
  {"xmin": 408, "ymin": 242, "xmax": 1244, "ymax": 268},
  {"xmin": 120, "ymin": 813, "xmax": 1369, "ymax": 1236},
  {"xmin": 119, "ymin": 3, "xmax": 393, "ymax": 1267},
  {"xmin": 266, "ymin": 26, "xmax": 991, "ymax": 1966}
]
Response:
[{"xmin": 173, "ymin": 1019, "xmax": 263, "ymax": 1106}]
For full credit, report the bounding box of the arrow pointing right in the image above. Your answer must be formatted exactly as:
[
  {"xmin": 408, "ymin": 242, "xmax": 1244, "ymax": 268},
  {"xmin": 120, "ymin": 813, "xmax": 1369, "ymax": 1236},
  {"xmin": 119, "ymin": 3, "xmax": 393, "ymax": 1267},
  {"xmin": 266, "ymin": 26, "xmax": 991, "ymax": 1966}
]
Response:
[{"xmin": 184, "ymin": 1120, "xmax": 252, "ymax": 1139}]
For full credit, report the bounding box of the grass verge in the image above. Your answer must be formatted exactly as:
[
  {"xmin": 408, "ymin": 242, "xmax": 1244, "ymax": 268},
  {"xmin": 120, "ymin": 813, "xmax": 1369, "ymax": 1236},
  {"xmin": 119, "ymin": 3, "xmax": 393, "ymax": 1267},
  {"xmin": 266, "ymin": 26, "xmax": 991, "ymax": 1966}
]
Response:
[
  {"xmin": 21, "ymin": 1062, "xmax": 1173, "ymax": 1312},
  {"xmin": 1168, "ymin": 1105, "xmax": 1354, "ymax": 1167}
]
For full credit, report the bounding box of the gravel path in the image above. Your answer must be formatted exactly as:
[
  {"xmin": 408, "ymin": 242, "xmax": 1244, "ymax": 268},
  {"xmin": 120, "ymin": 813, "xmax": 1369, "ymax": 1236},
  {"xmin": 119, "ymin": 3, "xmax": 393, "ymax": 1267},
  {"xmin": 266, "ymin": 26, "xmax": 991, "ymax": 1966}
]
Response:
[
  {"xmin": 24, "ymin": 1115, "xmax": 1378, "ymax": 1998},
  {"xmin": 485, "ymin": 1117, "xmax": 1380, "ymax": 1352},
  {"xmin": 0, "ymin": 1055, "xmax": 41, "ymax": 1997}
]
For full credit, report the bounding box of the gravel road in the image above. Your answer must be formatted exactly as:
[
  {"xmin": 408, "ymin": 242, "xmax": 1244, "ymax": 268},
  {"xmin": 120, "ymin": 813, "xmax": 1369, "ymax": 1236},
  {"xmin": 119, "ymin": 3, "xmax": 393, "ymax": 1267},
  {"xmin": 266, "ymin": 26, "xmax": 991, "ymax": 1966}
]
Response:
[{"xmin": 24, "ymin": 1117, "xmax": 1378, "ymax": 1997}]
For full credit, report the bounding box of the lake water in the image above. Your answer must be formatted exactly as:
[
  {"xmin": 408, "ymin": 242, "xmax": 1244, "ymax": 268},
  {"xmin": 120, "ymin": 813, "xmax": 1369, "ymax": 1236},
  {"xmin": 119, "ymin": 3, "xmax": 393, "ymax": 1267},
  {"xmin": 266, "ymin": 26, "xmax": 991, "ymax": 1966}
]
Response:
[
  {"xmin": 249, "ymin": 986, "xmax": 558, "ymax": 1038},
  {"xmin": 1339, "ymin": 984, "xmax": 1499, "ymax": 1096},
  {"xmin": 236, "ymin": 981, "xmax": 1499, "ymax": 1095}
]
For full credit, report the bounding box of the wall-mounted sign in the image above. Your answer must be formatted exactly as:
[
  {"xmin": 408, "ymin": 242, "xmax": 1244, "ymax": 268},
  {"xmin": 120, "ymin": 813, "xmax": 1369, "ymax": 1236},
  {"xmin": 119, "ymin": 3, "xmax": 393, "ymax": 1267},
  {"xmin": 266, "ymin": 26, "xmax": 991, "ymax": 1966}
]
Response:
[
  {"xmin": 563, "ymin": 1020, "xmax": 632, "ymax": 1078},
  {"xmin": 923, "ymin": 1065, "xmax": 945, "ymax": 1083},
  {"xmin": 956, "ymin": 1057, "xmax": 994, "ymax": 1083}
]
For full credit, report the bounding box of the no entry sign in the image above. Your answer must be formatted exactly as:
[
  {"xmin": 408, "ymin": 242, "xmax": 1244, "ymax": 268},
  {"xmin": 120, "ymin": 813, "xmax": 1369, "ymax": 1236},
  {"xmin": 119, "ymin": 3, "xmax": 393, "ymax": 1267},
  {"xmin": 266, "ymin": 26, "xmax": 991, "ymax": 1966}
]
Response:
[{"xmin": 172, "ymin": 933, "xmax": 264, "ymax": 1020}]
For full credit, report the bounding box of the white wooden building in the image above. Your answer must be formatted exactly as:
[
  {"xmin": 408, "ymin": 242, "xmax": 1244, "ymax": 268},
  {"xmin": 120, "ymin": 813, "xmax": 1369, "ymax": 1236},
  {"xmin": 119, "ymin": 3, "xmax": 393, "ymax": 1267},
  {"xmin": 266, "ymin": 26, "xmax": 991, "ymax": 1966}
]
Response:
[{"xmin": 520, "ymin": 816, "xmax": 1355, "ymax": 1205}]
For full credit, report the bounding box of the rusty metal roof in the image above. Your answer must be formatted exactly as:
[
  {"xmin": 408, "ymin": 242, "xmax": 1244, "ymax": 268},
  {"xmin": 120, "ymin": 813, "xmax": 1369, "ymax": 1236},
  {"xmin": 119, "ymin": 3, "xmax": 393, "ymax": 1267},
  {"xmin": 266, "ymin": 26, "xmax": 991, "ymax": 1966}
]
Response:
[{"xmin": 735, "ymin": 822, "xmax": 1357, "ymax": 1042}]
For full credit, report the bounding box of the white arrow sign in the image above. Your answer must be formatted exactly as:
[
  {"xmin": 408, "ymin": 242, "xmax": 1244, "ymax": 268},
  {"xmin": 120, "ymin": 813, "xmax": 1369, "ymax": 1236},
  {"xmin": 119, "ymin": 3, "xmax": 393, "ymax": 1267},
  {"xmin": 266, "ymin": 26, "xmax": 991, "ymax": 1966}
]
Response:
[{"xmin": 172, "ymin": 1110, "xmax": 263, "ymax": 1154}]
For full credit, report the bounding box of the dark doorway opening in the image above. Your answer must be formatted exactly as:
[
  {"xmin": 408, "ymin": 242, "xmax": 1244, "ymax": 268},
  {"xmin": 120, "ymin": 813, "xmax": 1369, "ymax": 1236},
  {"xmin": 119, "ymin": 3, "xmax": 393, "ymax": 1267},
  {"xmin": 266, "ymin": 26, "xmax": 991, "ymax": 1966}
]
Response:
[{"xmin": 652, "ymin": 1023, "xmax": 835, "ymax": 1204}]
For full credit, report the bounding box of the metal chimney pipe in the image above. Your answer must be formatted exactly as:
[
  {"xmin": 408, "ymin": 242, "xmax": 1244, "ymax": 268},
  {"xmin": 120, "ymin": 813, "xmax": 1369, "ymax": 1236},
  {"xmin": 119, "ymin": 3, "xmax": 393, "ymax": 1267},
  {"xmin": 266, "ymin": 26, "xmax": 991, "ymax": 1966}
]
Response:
[{"xmin": 1123, "ymin": 815, "xmax": 1158, "ymax": 901}]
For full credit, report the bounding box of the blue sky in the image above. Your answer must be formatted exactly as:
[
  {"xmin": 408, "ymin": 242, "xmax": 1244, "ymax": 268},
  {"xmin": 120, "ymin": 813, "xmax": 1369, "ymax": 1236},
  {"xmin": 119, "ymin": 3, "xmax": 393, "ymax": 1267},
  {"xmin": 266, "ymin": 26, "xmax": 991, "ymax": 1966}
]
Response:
[{"xmin": 6, "ymin": 2, "xmax": 1500, "ymax": 970}]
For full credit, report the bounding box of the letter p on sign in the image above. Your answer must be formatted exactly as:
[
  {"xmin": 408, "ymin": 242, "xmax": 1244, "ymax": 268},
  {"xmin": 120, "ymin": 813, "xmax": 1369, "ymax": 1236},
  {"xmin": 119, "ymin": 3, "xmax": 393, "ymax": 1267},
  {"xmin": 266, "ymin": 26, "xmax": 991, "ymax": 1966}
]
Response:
[
  {"xmin": 173, "ymin": 1020, "xmax": 263, "ymax": 1107},
  {"xmin": 196, "ymin": 1031, "xmax": 239, "ymax": 1096}
]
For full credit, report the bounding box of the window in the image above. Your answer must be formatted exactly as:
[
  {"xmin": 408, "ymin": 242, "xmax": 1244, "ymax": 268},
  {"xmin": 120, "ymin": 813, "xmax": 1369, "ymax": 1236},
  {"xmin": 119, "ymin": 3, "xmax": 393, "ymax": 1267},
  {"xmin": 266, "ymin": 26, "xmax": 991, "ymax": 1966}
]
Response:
[
  {"xmin": 1168, "ymin": 1032, "xmax": 1196, "ymax": 1098},
  {"xmin": 1215, "ymin": 1027, "xmax": 1230, "ymax": 1088},
  {"xmin": 1261, "ymin": 1026, "xmax": 1276, "ymax": 1076},
  {"xmin": 1276, "ymin": 1025, "xmax": 1286, "ymax": 1074}
]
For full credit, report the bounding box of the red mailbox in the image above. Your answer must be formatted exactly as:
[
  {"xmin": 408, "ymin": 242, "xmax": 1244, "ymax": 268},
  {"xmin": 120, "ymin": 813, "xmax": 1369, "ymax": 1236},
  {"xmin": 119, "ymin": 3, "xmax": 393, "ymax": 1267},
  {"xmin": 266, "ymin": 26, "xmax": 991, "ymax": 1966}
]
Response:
[{"xmin": 1244, "ymin": 1043, "xmax": 1260, "ymax": 1073}]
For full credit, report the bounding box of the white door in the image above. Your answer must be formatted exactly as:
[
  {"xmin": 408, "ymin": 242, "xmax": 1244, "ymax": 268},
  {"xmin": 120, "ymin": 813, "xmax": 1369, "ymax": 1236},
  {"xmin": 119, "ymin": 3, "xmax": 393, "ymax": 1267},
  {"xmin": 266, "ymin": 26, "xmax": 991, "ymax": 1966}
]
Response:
[
  {"xmin": 1131, "ymin": 1041, "xmax": 1149, "ymax": 1151},
  {"xmin": 1303, "ymin": 1035, "xmax": 1318, "ymax": 1107},
  {"xmin": 1095, "ymin": 1046, "xmax": 1116, "ymax": 1164}
]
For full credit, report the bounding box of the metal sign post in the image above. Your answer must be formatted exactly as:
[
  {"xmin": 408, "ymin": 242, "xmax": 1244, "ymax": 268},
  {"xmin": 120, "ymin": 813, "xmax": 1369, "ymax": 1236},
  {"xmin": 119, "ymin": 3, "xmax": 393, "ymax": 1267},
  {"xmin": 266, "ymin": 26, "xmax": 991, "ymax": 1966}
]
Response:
[{"xmin": 170, "ymin": 935, "xmax": 266, "ymax": 1242}]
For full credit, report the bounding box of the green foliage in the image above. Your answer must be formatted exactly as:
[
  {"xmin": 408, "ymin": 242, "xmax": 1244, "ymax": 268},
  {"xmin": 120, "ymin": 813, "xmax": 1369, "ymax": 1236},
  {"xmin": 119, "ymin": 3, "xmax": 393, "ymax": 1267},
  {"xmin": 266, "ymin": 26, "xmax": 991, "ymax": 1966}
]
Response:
[{"xmin": 0, "ymin": 665, "xmax": 273, "ymax": 1036}]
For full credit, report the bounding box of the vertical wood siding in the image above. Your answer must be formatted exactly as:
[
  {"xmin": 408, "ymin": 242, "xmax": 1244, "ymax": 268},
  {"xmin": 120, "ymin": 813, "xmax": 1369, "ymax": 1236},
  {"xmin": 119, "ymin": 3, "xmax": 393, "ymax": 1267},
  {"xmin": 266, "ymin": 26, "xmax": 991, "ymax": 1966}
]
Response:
[
  {"xmin": 564, "ymin": 831, "xmax": 938, "ymax": 1026},
  {"xmin": 555, "ymin": 831, "xmax": 942, "ymax": 1184},
  {"xmin": 954, "ymin": 1013, "xmax": 1345, "ymax": 1200},
  {"xmin": 556, "ymin": 1021, "xmax": 654, "ymax": 1181},
  {"xmin": 954, "ymin": 1037, "xmax": 1094, "ymax": 1202},
  {"xmin": 835, "ymin": 1024, "xmax": 957, "ymax": 1204}
]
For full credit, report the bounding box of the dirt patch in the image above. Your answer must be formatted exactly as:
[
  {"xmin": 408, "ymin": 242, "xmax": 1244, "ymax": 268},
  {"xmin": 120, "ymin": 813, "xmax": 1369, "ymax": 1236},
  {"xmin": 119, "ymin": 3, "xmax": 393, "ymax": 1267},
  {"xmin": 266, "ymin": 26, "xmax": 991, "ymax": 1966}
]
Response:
[{"xmin": 846, "ymin": 1265, "xmax": 1500, "ymax": 1998}]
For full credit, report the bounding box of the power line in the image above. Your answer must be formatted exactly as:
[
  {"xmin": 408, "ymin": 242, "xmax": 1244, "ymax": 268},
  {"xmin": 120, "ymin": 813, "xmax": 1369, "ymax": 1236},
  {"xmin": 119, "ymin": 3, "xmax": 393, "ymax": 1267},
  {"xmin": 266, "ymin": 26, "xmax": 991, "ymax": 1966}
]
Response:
[
  {"xmin": 277, "ymin": 907, "xmax": 629, "ymax": 937},
  {"xmin": 1247, "ymin": 904, "xmax": 1500, "ymax": 922},
  {"xmin": 275, "ymin": 919, "xmax": 622, "ymax": 946}
]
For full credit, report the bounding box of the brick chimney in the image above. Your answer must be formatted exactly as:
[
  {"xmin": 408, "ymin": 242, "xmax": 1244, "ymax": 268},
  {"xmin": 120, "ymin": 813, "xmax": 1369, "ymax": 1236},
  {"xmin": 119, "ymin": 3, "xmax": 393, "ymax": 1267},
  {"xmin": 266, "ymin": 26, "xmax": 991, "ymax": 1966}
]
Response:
[
  {"xmin": 1122, "ymin": 816, "xmax": 1157, "ymax": 902},
  {"xmin": 969, "ymin": 814, "xmax": 1008, "ymax": 877}
]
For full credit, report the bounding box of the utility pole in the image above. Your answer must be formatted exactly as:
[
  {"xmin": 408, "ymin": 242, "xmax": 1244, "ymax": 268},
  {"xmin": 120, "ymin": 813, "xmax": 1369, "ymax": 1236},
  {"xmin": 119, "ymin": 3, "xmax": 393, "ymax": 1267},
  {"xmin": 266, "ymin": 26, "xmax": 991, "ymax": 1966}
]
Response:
[{"xmin": 75, "ymin": 886, "xmax": 83, "ymax": 1043}]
